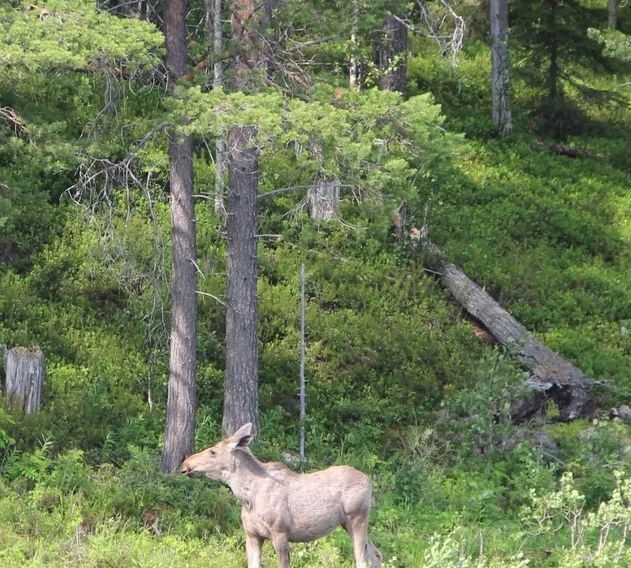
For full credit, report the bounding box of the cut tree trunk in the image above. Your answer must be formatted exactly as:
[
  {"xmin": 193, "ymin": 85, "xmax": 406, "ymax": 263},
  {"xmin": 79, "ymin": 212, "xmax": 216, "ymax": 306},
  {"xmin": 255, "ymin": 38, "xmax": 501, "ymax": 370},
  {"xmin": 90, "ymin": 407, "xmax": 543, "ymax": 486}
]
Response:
[
  {"xmin": 5, "ymin": 347, "xmax": 44, "ymax": 414},
  {"xmin": 308, "ymin": 179, "xmax": 340, "ymax": 221},
  {"xmin": 425, "ymin": 243, "xmax": 597, "ymax": 421}
]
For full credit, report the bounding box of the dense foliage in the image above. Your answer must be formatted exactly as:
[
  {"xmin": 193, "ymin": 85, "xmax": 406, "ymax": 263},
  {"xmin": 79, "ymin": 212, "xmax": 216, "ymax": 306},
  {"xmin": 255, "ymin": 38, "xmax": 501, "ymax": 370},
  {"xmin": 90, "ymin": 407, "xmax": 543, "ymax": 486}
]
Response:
[{"xmin": 1, "ymin": 1, "xmax": 630, "ymax": 566}]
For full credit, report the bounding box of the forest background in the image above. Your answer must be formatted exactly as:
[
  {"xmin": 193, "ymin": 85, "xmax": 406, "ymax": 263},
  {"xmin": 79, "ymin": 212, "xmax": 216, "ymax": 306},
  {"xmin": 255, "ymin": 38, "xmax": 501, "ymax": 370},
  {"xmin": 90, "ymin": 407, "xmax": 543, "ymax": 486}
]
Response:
[{"xmin": 0, "ymin": 0, "xmax": 630, "ymax": 566}]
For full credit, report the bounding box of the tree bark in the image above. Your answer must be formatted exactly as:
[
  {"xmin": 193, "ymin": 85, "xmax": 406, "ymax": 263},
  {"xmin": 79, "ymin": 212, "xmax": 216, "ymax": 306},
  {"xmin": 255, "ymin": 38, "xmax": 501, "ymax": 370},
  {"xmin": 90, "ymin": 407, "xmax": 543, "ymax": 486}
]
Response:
[
  {"xmin": 490, "ymin": 0, "xmax": 512, "ymax": 136},
  {"xmin": 377, "ymin": 14, "xmax": 408, "ymax": 93},
  {"xmin": 425, "ymin": 244, "xmax": 596, "ymax": 421},
  {"xmin": 608, "ymin": 0, "xmax": 618, "ymax": 29},
  {"xmin": 222, "ymin": 0, "xmax": 269, "ymax": 437},
  {"xmin": 162, "ymin": 0, "xmax": 198, "ymax": 474},
  {"xmin": 223, "ymin": 125, "xmax": 260, "ymax": 437},
  {"xmin": 5, "ymin": 347, "xmax": 44, "ymax": 414}
]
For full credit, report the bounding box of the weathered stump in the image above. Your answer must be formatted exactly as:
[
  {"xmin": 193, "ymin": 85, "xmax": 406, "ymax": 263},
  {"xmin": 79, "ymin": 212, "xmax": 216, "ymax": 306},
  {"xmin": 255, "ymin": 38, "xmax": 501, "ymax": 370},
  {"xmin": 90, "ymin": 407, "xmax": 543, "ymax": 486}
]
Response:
[
  {"xmin": 5, "ymin": 347, "xmax": 44, "ymax": 414},
  {"xmin": 390, "ymin": 201, "xmax": 411, "ymax": 243},
  {"xmin": 308, "ymin": 179, "xmax": 340, "ymax": 221}
]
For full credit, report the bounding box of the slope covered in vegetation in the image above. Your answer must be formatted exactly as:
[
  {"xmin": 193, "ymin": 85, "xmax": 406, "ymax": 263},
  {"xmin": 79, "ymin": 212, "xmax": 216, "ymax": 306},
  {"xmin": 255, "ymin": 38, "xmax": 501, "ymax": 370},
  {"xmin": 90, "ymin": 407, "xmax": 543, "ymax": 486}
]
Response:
[{"xmin": 1, "ymin": 1, "xmax": 630, "ymax": 566}]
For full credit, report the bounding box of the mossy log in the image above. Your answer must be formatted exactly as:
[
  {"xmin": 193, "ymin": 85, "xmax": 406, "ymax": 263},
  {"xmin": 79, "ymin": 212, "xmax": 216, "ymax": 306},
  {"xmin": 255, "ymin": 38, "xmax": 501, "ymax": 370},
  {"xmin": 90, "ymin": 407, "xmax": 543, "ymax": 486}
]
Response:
[
  {"xmin": 425, "ymin": 244, "xmax": 597, "ymax": 421},
  {"xmin": 5, "ymin": 346, "xmax": 44, "ymax": 414}
]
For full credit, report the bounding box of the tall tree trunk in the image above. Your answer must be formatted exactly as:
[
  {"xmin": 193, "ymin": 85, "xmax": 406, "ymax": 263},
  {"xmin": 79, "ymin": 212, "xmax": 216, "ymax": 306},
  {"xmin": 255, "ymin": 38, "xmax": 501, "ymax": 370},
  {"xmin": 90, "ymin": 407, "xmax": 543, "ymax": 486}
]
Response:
[
  {"xmin": 490, "ymin": 0, "xmax": 512, "ymax": 136},
  {"xmin": 608, "ymin": 0, "xmax": 618, "ymax": 29},
  {"xmin": 377, "ymin": 14, "xmax": 408, "ymax": 93},
  {"xmin": 222, "ymin": 0, "xmax": 269, "ymax": 437},
  {"xmin": 162, "ymin": 0, "xmax": 198, "ymax": 474},
  {"xmin": 5, "ymin": 347, "xmax": 44, "ymax": 414},
  {"xmin": 223, "ymin": 125, "xmax": 260, "ymax": 436}
]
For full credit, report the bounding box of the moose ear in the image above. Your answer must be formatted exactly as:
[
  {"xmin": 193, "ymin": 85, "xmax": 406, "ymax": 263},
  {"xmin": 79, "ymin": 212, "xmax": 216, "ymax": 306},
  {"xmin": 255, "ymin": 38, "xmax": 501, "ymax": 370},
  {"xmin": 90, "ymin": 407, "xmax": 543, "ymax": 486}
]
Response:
[{"xmin": 228, "ymin": 423, "xmax": 254, "ymax": 450}]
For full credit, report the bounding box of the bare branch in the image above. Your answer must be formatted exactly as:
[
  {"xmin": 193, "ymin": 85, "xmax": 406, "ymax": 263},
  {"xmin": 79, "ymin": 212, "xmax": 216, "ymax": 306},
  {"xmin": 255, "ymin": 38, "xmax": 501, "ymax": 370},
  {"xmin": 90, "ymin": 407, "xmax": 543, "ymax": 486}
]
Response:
[
  {"xmin": 413, "ymin": 0, "xmax": 465, "ymax": 63},
  {"xmin": 66, "ymin": 122, "xmax": 169, "ymax": 215},
  {"xmin": 196, "ymin": 290, "xmax": 227, "ymax": 306},
  {"xmin": 0, "ymin": 106, "xmax": 28, "ymax": 139}
]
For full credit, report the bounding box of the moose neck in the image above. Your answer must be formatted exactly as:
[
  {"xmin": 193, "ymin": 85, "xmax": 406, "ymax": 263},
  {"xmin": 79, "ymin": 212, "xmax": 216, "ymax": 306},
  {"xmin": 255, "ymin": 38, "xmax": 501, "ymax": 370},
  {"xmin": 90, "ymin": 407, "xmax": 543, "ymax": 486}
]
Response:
[{"xmin": 225, "ymin": 449, "xmax": 269, "ymax": 506}]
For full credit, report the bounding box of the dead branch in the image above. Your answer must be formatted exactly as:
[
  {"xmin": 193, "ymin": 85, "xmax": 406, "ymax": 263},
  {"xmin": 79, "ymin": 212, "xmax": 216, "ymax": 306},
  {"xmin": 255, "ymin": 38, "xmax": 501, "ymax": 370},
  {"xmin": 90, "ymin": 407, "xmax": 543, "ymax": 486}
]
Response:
[
  {"xmin": 67, "ymin": 122, "xmax": 168, "ymax": 213},
  {"xmin": 412, "ymin": 0, "xmax": 465, "ymax": 63},
  {"xmin": 0, "ymin": 106, "xmax": 27, "ymax": 137}
]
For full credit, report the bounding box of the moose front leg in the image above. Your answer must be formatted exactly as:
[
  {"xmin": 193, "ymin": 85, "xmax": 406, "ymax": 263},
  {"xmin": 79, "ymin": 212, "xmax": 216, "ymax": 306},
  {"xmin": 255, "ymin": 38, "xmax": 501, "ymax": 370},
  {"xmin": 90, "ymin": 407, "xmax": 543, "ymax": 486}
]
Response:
[
  {"xmin": 245, "ymin": 532, "xmax": 263, "ymax": 568},
  {"xmin": 271, "ymin": 533, "xmax": 290, "ymax": 568}
]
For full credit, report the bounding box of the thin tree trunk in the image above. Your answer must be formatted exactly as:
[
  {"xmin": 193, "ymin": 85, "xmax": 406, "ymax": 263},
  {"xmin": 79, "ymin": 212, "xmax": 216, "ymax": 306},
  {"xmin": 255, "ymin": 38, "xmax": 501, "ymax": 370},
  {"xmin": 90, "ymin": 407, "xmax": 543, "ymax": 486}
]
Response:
[
  {"xmin": 223, "ymin": 125, "xmax": 259, "ymax": 436},
  {"xmin": 299, "ymin": 264, "xmax": 306, "ymax": 469},
  {"xmin": 213, "ymin": 0, "xmax": 223, "ymax": 87},
  {"xmin": 204, "ymin": 0, "xmax": 226, "ymax": 217},
  {"xmin": 490, "ymin": 0, "xmax": 512, "ymax": 136},
  {"xmin": 377, "ymin": 14, "xmax": 408, "ymax": 93},
  {"xmin": 546, "ymin": 0, "xmax": 562, "ymax": 139},
  {"xmin": 425, "ymin": 244, "xmax": 596, "ymax": 422},
  {"xmin": 5, "ymin": 347, "xmax": 44, "ymax": 414},
  {"xmin": 349, "ymin": 1, "xmax": 361, "ymax": 91},
  {"xmin": 213, "ymin": 0, "xmax": 226, "ymax": 219},
  {"xmin": 608, "ymin": 0, "xmax": 618, "ymax": 29},
  {"xmin": 162, "ymin": 0, "xmax": 198, "ymax": 474}
]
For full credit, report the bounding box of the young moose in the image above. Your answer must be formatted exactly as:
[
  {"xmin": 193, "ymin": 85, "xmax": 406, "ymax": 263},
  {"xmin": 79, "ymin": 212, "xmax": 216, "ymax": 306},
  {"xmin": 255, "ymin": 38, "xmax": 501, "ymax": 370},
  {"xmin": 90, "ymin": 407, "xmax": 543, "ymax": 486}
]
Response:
[{"xmin": 180, "ymin": 423, "xmax": 381, "ymax": 568}]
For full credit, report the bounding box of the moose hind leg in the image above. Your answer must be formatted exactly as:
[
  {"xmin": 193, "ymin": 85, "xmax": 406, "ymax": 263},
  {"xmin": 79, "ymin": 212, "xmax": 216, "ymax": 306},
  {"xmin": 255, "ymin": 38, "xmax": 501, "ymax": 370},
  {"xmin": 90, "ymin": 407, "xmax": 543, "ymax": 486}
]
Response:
[{"xmin": 345, "ymin": 514, "xmax": 372, "ymax": 568}]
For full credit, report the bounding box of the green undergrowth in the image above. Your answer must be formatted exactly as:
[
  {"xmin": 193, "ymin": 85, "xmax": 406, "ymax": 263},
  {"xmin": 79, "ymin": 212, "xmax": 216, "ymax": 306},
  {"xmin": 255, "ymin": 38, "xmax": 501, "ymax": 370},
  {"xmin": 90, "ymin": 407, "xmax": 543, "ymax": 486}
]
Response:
[
  {"xmin": 2, "ymin": 2, "xmax": 631, "ymax": 565},
  {"xmin": 0, "ymin": 409, "xmax": 629, "ymax": 567}
]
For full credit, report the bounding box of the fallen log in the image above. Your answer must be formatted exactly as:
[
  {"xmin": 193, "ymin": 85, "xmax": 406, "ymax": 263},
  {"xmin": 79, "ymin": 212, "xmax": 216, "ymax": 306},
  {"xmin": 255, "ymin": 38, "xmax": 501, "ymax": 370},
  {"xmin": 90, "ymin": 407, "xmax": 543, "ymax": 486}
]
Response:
[
  {"xmin": 425, "ymin": 243, "xmax": 599, "ymax": 421},
  {"xmin": 550, "ymin": 143, "xmax": 602, "ymax": 159}
]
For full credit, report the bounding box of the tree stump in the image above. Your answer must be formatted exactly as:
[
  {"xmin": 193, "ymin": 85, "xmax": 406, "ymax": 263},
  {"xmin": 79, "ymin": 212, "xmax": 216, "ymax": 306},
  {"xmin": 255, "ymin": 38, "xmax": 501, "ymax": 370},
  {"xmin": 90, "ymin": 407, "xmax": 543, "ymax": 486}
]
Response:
[
  {"xmin": 390, "ymin": 201, "xmax": 411, "ymax": 243},
  {"xmin": 5, "ymin": 347, "xmax": 44, "ymax": 414},
  {"xmin": 308, "ymin": 179, "xmax": 340, "ymax": 221}
]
